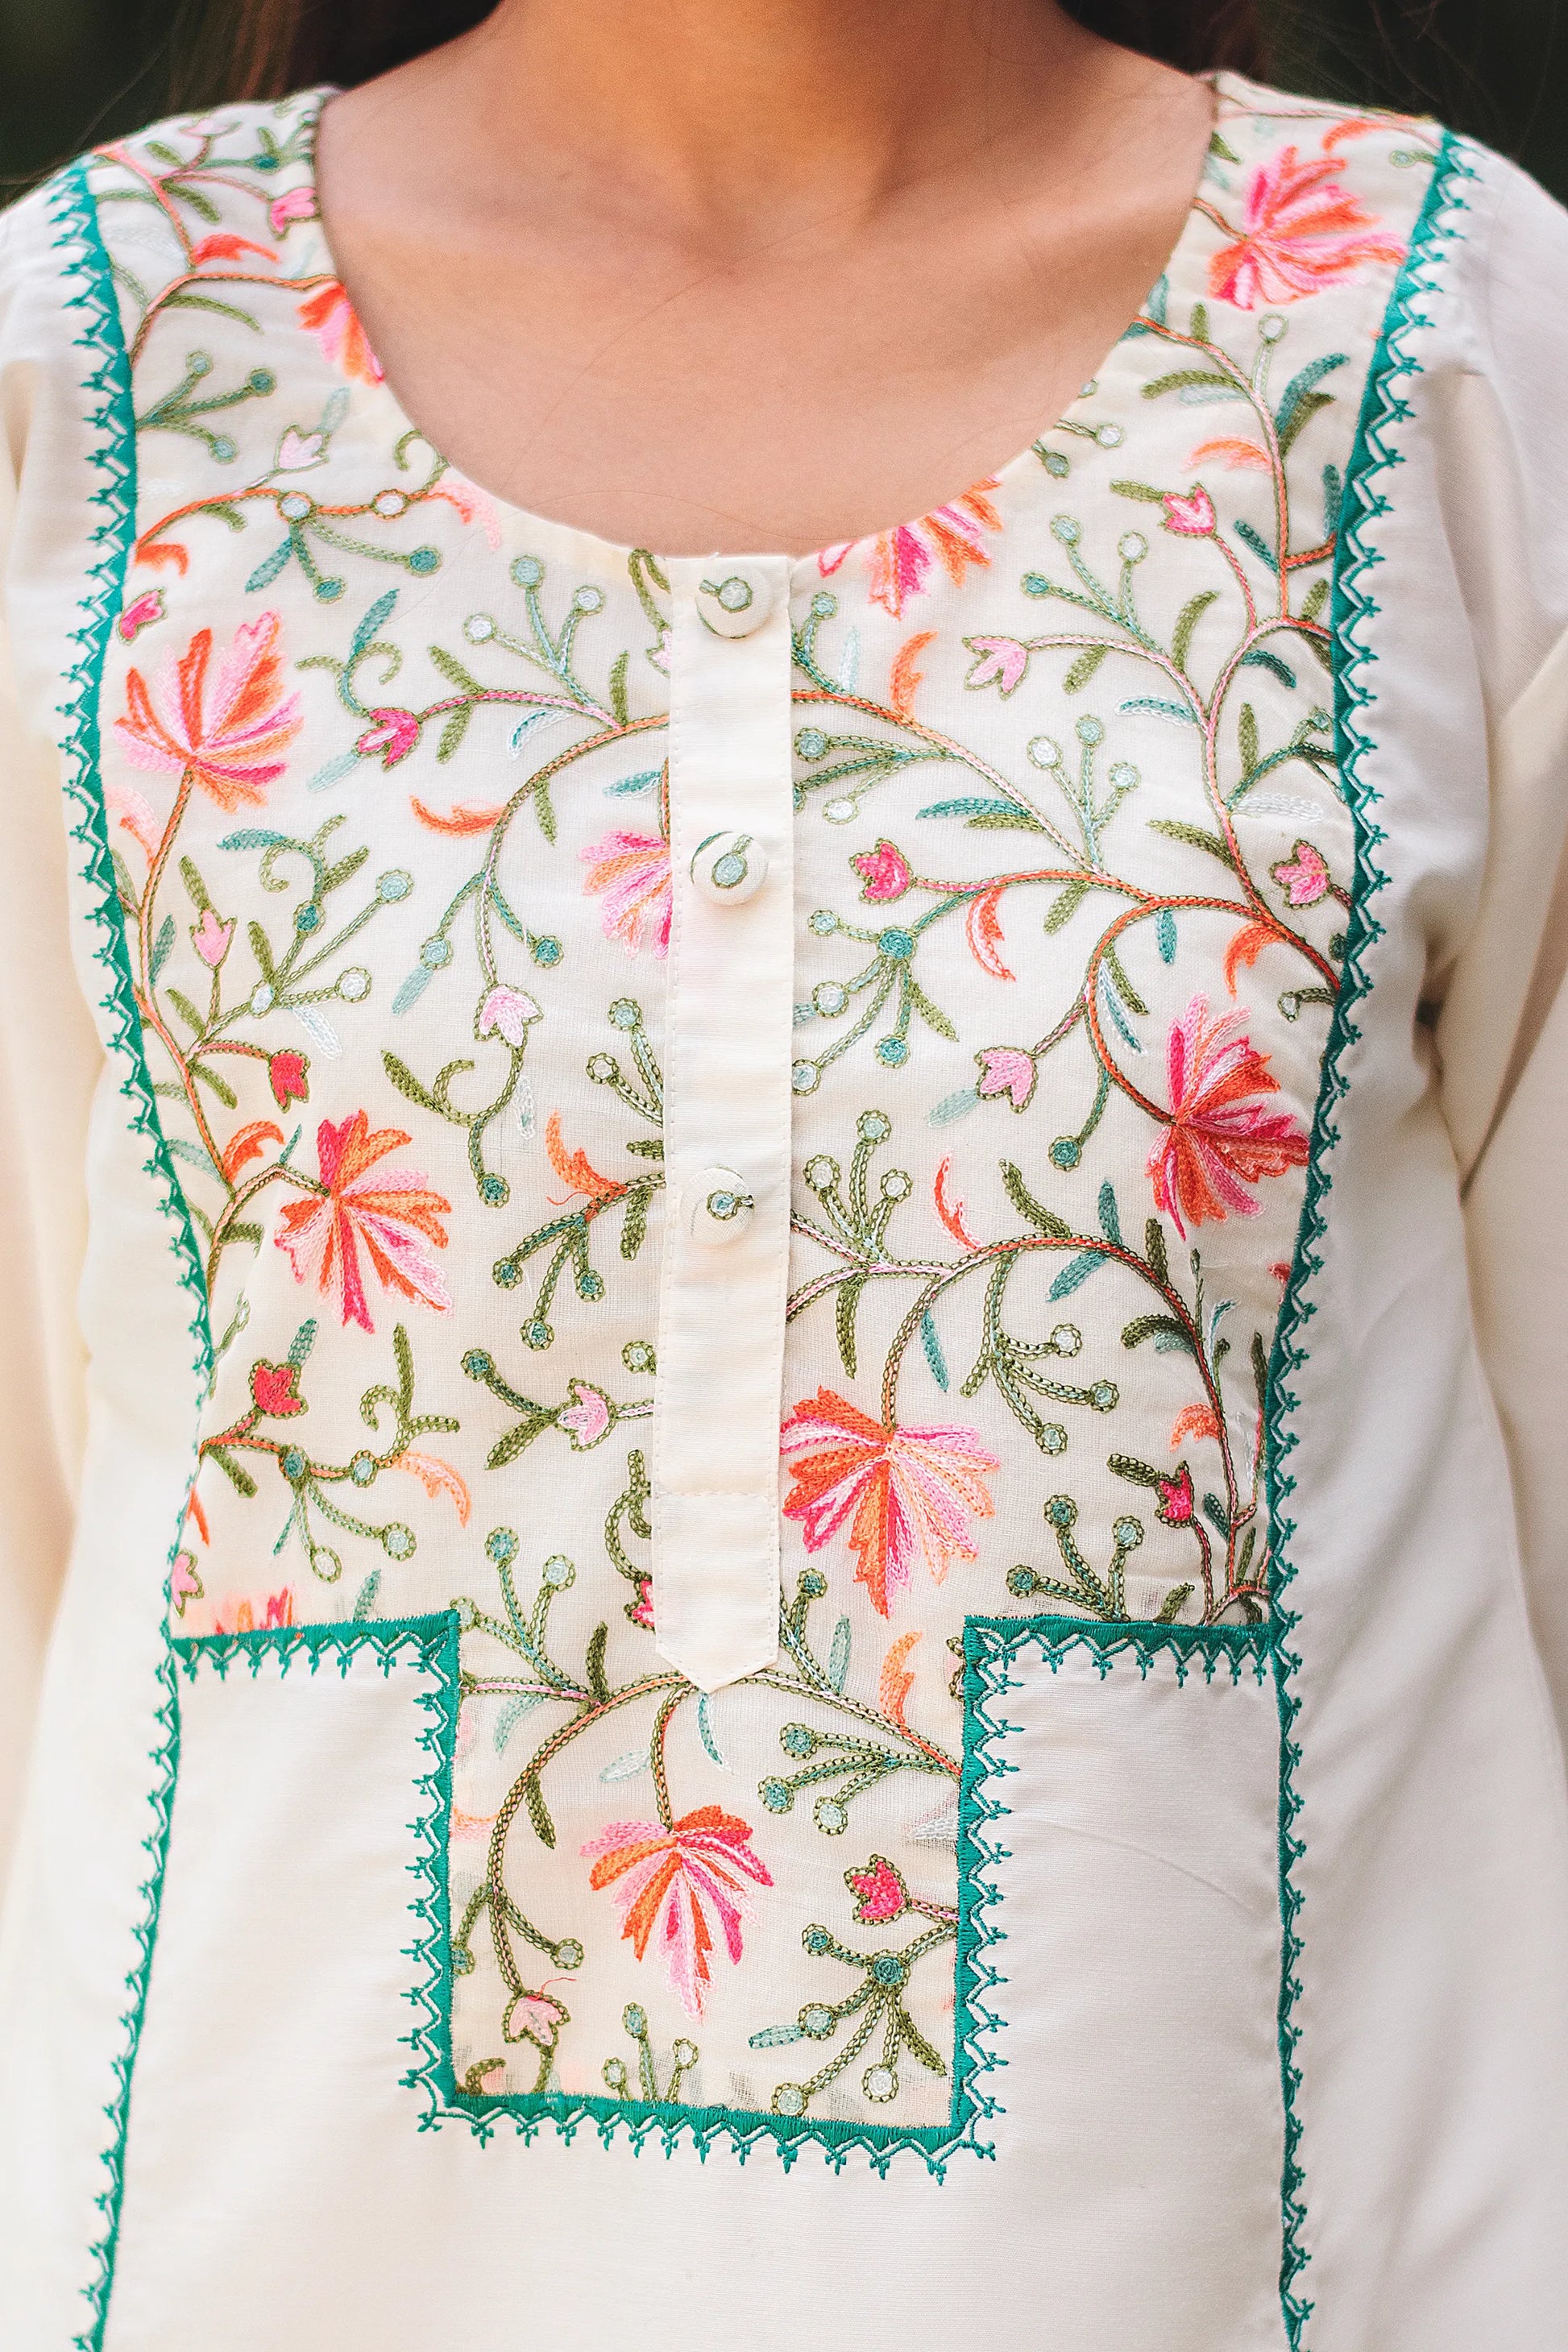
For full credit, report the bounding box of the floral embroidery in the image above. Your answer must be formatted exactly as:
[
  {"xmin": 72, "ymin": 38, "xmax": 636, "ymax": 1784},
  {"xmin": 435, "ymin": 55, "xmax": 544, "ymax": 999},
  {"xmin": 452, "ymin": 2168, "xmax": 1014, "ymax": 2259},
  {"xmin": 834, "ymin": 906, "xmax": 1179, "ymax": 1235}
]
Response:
[
  {"xmin": 780, "ymin": 1391, "xmax": 1001, "ymax": 1618},
  {"xmin": 583, "ymin": 1807, "xmax": 774, "ymax": 2018},
  {"xmin": 1271, "ymin": 839, "xmax": 1338, "ymax": 908},
  {"xmin": 580, "ymin": 827, "xmax": 672, "ymax": 955},
  {"xmin": 1147, "ymin": 996, "xmax": 1310, "ymax": 1237},
  {"xmin": 78, "ymin": 82, "xmax": 1433, "ymax": 2143},
  {"xmin": 115, "ymin": 612, "xmax": 301, "ymax": 810},
  {"xmin": 297, "ymin": 280, "xmax": 384, "ymax": 384},
  {"xmin": 1204, "ymin": 144, "xmax": 1406, "ymax": 307},
  {"xmin": 974, "ymin": 1043, "xmax": 1037, "ymax": 1111},
  {"xmin": 118, "ymin": 587, "xmax": 164, "ymax": 641},
  {"xmin": 274, "ymin": 1113, "xmax": 452, "ymax": 1329},
  {"xmin": 819, "ymin": 480, "xmax": 1002, "ymax": 618}
]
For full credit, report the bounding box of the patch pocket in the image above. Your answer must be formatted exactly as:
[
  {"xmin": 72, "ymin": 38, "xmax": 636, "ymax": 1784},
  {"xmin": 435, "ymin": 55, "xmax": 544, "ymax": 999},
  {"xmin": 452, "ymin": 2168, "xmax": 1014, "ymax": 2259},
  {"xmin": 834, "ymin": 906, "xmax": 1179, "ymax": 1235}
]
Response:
[
  {"xmin": 963, "ymin": 1616, "xmax": 1290, "ymax": 2352},
  {"xmin": 102, "ymin": 1615, "xmax": 458, "ymax": 2349}
]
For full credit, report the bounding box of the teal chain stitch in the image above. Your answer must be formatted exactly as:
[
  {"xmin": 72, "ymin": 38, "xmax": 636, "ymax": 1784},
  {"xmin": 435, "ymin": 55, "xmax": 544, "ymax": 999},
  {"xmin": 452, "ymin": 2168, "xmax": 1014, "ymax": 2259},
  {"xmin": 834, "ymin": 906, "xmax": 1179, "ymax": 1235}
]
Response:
[
  {"xmin": 1263, "ymin": 127, "xmax": 1477, "ymax": 2352},
  {"xmin": 404, "ymin": 1628, "xmax": 1010, "ymax": 2178},
  {"xmin": 175, "ymin": 1607, "xmax": 1006, "ymax": 2178},
  {"xmin": 176, "ymin": 1611, "xmax": 463, "ymax": 2146},
  {"xmin": 44, "ymin": 153, "xmax": 214, "ymax": 2352},
  {"xmin": 172, "ymin": 1611, "xmax": 462, "ymax": 1682}
]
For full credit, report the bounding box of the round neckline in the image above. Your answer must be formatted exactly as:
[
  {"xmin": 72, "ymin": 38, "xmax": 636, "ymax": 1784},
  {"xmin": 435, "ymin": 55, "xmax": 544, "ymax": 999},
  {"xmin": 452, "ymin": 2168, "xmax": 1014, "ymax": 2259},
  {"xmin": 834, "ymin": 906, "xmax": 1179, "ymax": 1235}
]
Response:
[{"xmin": 298, "ymin": 70, "xmax": 1231, "ymax": 584}]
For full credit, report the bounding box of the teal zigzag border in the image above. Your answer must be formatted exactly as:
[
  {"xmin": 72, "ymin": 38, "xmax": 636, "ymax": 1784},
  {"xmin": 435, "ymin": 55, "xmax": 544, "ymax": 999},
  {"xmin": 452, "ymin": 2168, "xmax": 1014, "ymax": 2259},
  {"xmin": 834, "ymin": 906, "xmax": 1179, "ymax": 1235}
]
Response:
[
  {"xmin": 165, "ymin": 1610, "xmax": 1265, "ymax": 2188},
  {"xmin": 1263, "ymin": 127, "xmax": 1476, "ymax": 2350},
  {"xmin": 407, "ymin": 1624, "xmax": 1012, "ymax": 2178},
  {"xmin": 44, "ymin": 154, "xmax": 214, "ymax": 2352}
]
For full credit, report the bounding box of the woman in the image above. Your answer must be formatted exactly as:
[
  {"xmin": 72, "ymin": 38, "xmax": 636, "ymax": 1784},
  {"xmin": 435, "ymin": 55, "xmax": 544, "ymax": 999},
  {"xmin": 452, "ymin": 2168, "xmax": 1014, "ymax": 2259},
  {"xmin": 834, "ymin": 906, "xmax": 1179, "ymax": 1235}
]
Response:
[{"xmin": 1, "ymin": 0, "xmax": 1564, "ymax": 2343}]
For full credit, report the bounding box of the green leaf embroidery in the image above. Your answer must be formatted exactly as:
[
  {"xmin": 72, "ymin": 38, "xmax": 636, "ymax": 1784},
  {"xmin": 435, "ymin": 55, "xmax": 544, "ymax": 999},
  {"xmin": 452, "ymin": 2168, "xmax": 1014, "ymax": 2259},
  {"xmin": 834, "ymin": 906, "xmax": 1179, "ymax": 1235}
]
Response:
[
  {"xmin": 1002, "ymin": 1162, "xmax": 1072, "ymax": 1239},
  {"xmin": 1148, "ymin": 817, "xmax": 1238, "ymax": 869},
  {"xmin": 1063, "ymin": 642, "xmax": 1110, "ymax": 694}
]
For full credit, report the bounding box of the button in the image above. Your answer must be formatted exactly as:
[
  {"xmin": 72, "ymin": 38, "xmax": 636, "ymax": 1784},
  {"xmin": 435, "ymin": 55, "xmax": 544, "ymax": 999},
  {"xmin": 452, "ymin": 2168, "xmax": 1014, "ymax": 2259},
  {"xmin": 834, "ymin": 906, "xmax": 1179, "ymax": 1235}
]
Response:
[
  {"xmin": 695, "ymin": 566, "xmax": 774, "ymax": 638},
  {"xmin": 691, "ymin": 828, "xmax": 769, "ymax": 906},
  {"xmin": 689, "ymin": 1167, "xmax": 755, "ymax": 1245}
]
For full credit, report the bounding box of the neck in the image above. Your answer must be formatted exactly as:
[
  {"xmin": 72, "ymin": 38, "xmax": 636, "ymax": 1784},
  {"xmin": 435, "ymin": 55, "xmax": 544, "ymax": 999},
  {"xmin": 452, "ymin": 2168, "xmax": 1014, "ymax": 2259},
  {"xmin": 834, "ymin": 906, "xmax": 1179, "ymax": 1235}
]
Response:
[{"xmin": 388, "ymin": 0, "xmax": 1113, "ymax": 238}]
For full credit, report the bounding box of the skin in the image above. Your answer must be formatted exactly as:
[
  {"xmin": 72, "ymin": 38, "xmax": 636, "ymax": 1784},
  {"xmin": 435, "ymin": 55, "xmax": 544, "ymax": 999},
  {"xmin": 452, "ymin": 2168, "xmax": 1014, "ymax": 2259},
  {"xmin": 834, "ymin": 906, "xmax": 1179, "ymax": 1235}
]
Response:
[{"xmin": 315, "ymin": 0, "xmax": 1215, "ymax": 557}]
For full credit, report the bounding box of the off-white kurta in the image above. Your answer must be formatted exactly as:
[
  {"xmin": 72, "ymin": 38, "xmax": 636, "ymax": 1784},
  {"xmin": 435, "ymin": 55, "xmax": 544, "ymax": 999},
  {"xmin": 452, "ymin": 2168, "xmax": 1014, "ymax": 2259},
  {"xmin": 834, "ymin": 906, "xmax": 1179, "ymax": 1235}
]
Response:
[{"xmin": 2, "ymin": 70, "xmax": 1567, "ymax": 2352}]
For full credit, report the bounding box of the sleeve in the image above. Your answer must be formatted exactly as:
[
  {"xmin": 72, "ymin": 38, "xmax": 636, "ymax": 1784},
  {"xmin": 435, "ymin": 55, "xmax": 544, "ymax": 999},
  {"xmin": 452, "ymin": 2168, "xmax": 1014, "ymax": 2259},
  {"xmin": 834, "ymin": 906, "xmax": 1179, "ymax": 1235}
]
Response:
[
  {"xmin": 0, "ymin": 192, "xmax": 104, "ymax": 1902},
  {"xmin": 1434, "ymin": 153, "xmax": 1568, "ymax": 1744}
]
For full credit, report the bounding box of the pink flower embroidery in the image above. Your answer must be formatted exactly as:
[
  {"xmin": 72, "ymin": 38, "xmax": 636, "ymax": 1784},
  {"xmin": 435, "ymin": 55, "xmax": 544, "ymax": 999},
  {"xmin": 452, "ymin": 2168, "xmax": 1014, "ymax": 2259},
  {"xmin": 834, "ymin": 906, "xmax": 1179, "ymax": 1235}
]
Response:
[
  {"xmin": 845, "ymin": 1856, "xmax": 910, "ymax": 1926},
  {"xmin": 819, "ymin": 481, "xmax": 1002, "ymax": 620},
  {"xmin": 851, "ymin": 839, "xmax": 912, "ymax": 903},
  {"xmin": 1147, "ymin": 994, "xmax": 1310, "ymax": 1237},
  {"xmin": 268, "ymin": 1049, "xmax": 309, "ymax": 1109},
  {"xmin": 975, "ymin": 1044, "xmax": 1037, "ymax": 1112},
  {"xmin": 582, "ymin": 1807, "xmax": 774, "ymax": 2019},
  {"xmin": 190, "ymin": 907, "xmax": 234, "ymax": 967},
  {"xmin": 780, "ymin": 1388, "xmax": 1000, "ymax": 1619},
  {"xmin": 250, "ymin": 1359, "xmax": 305, "ymax": 1417},
  {"xmin": 274, "ymin": 1111, "xmax": 452, "ymax": 1332},
  {"xmin": 579, "ymin": 828, "xmax": 671, "ymax": 956},
  {"xmin": 269, "ymin": 187, "xmax": 317, "ymax": 235},
  {"xmin": 1161, "ymin": 485, "xmax": 1217, "ymax": 538},
  {"xmin": 355, "ymin": 707, "xmax": 421, "ymax": 767},
  {"xmin": 170, "ymin": 1553, "xmax": 202, "ymax": 1616},
  {"xmin": 297, "ymin": 280, "xmax": 384, "ymax": 384},
  {"xmin": 118, "ymin": 589, "xmax": 164, "ymax": 642},
  {"xmin": 115, "ymin": 612, "xmax": 302, "ymax": 811},
  {"xmin": 1155, "ymin": 1463, "xmax": 1197, "ymax": 1526},
  {"xmin": 626, "ymin": 1571, "xmax": 654, "ymax": 1632},
  {"xmin": 1271, "ymin": 840, "xmax": 1331, "ymax": 907},
  {"xmin": 477, "ymin": 984, "xmax": 541, "ymax": 1048},
  {"xmin": 1208, "ymin": 147, "xmax": 1405, "ymax": 309},
  {"xmin": 214, "ymin": 1588, "xmax": 293, "ymax": 1636},
  {"xmin": 502, "ymin": 1985, "xmax": 572, "ymax": 2054},
  {"xmin": 964, "ymin": 636, "xmax": 1031, "ymax": 695},
  {"xmin": 276, "ymin": 427, "xmax": 326, "ymax": 472},
  {"xmin": 558, "ymin": 1379, "xmax": 613, "ymax": 1450}
]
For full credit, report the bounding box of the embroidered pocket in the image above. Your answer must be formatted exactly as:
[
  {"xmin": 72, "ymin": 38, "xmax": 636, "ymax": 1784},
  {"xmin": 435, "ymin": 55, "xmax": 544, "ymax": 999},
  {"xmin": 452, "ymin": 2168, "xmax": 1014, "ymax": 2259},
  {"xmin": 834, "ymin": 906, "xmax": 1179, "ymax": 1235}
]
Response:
[
  {"xmin": 101, "ymin": 1607, "xmax": 1288, "ymax": 2352},
  {"xmin": 964, "ymin": 1616, "xmax": 1290, "ymax": 2351}
]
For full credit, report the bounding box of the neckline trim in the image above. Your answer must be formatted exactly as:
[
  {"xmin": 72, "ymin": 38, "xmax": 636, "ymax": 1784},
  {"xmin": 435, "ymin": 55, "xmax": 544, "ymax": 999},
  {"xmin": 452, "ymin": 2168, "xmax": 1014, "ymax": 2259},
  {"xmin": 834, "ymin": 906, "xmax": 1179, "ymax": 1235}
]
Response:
[{"xmin": 293, "ymin": 72, "xmax": 1241, "ymax": 583}]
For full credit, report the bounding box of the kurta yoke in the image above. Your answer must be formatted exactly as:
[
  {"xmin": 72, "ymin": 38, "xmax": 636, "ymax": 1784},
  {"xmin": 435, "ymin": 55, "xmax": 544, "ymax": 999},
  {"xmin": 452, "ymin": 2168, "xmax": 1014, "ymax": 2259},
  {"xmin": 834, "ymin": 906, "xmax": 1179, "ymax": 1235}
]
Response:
[{"xmin": 2, "ymin": 72, "xmax": 1568, "ymax": 2352}]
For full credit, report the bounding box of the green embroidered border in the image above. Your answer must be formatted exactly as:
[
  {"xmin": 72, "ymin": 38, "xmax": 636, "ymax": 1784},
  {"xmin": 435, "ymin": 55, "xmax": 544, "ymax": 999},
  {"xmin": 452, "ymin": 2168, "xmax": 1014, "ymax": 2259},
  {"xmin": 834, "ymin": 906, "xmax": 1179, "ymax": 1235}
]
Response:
[
  {"xmin": 413, "ymin": 1618, "xmax": 1015, "ymax": 2178},
  {"xmin": 44, "ymin": 155, "xmax": 215, "ymax": 2352},
  {"xmin": 1263, "ymin": 128, "xmax": 1476, "ymax": 2350},
  {"xmin": 166, "ymin": 1608, "xmax": 1267, "ymax": 2186},
  {"xmin": 172, "ymin": 1614, "xmax": 462, "ymax": 2071}
]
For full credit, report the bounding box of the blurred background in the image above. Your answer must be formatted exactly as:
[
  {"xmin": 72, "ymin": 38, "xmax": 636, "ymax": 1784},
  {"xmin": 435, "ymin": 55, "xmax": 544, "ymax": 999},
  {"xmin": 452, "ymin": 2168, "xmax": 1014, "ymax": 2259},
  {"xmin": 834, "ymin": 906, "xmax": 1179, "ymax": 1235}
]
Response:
[{"xmin": 1, "ymin": 0, "xmax": 1565, "ymax": 198}]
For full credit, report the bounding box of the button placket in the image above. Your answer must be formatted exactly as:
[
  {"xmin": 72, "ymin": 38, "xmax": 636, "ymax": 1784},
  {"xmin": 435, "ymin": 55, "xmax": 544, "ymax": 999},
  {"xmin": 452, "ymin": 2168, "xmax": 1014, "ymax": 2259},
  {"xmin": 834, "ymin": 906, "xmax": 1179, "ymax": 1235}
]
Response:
[{"xmin": 652, "ymin": 554, "xmax": 794, "ymax": 1690}]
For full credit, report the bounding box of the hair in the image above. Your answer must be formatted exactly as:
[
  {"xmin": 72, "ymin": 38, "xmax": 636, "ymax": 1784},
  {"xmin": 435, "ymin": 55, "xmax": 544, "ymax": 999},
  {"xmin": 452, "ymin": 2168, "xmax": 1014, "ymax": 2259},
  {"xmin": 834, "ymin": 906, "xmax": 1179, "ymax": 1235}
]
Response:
[{"xmin": 169, "ymin": 0, "xmax": 1271, "ymax": 108}]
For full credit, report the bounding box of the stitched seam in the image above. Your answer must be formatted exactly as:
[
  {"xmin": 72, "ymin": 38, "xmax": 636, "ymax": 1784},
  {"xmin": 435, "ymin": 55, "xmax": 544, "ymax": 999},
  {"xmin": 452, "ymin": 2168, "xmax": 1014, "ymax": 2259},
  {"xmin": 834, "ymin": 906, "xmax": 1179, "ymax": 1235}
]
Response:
[
  {"xmin": 404, "ymin": 1609, "xmax": 1010, "ymax": 2180},
  {"xmin": 1263, "ymin": 128, "xmax": 1477, "ymax": 2352},
  {"xmin": 402, "ymin": 1611, "xmax": 1261, "ymax": 2175},
  {"xmin": 42, "ymin": 153, "xmax": 214, "ymax": 2352}
]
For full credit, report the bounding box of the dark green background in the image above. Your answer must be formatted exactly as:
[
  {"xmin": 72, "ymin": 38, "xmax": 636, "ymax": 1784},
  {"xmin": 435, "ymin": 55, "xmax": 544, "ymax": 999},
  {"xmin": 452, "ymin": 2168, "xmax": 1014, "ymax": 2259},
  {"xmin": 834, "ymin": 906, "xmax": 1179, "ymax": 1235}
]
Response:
[{"xmin": 2, "ymin": 0, "xmax": 1565, "ymax": 200}]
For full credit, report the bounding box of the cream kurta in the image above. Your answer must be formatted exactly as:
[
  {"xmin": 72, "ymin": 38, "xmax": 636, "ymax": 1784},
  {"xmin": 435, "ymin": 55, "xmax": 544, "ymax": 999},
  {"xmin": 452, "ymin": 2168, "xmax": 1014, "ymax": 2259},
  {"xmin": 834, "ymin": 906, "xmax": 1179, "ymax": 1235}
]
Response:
[{"xmin": 2, "ymin": 70, "xmax": 1567, "ymax": 2352}]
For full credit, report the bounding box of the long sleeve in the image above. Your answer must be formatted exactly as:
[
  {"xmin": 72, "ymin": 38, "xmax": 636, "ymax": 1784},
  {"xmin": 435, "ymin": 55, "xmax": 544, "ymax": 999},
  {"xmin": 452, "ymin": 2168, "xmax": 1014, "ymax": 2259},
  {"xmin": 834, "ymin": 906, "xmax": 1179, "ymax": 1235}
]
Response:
[
  {"xmin": 0, "ymin": 200, "xmax": 103, "ymax": 1900},
  {"xmin": 1433, "ymin": 157, "xmax": 1568, "ymax": 1747}
]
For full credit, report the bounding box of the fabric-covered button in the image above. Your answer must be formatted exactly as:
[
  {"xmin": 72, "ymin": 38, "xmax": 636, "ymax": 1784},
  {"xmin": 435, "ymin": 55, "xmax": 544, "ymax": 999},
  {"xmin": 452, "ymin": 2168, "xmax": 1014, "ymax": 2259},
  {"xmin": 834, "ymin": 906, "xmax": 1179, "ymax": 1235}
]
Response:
[
  {"xmin": 689, "ymin": 1167, "xmax": 755, "ymax": 1245},
  {"xmin": 695, "ymin": 566, "xmax": 774, "ymax": 639},
  {"xmin": 691, "ymin": 828, "xmax": 769, "ymax": 906}
]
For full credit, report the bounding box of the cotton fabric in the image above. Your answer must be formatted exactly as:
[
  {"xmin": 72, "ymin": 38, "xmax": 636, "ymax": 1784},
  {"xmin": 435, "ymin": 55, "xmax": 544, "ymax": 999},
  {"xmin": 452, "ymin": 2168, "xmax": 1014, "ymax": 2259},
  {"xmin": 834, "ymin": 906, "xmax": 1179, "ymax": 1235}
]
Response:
[{"xmin": 2, "ymin": 72, "xmax": 1567, "ymax": 2352}]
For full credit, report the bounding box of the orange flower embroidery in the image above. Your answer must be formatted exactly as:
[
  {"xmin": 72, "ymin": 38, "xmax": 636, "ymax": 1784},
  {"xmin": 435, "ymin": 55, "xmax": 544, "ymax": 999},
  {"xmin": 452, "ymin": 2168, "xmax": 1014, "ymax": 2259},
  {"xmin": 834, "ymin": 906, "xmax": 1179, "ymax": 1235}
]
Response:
[
  {"xmin": 114, "ymin": 612, "xmax": 301, "ymax": 811},
  {"xmin": 274, "ymin": 1112, "xmax": 452, "ymax": 1331},
  {"xmin": 1147, "ymin": 994, "xmax": 1310, "ymax": 1237},
  {"xmin": 780, "ymin": 1388, "xmax": 999, "ymax": 1618},
  {"xmin": 297, "ymin": 280, "xmax": 384, "ymax": 384},
  {"xmin": 819, "ymin": 482, "xmax": 1002, "ymax": 619},
  {"xmin": 1208, "ymin": 145, "xmax": 1404, "ymax": 309},
  {"xmin": 582, "ymin": 1807, "xmax": 774, "ymax": 2019}
]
